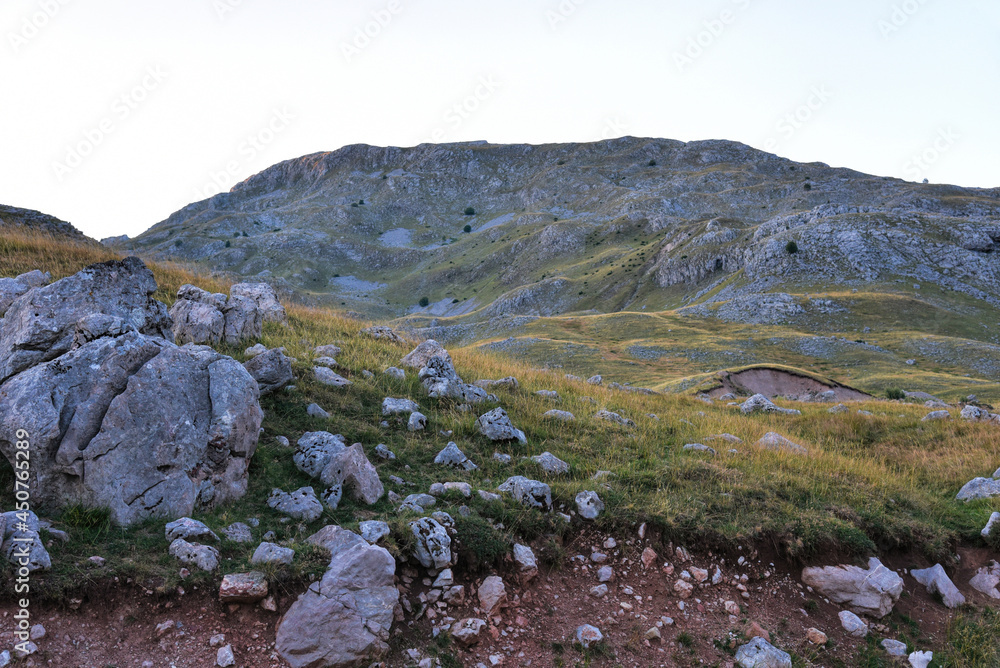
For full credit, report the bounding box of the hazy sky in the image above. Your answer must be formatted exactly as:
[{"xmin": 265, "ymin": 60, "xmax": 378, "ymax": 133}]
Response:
[{"xmin": 3, "ymin": 0, "xmax": 998, "ymax": 239}]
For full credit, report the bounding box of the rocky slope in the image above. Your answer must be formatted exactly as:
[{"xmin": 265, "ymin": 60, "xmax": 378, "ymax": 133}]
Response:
[
  {"xmin": 121, "ymin": 137, "xmax": 1000, "ymax": 331},
  {"xmin": 0, "ymin": 204, "xmax": 88, "ymax": 240}
]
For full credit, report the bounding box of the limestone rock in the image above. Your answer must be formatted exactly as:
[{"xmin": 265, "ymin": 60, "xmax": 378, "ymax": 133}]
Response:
[
  {"xmin": 294, "ymin": 432, "xmax": 347, "ymax": 478},
  {"xmin": 434, "ymin": 442, "xmax": 478, "ymax": 471},
  {"xmin": 219, "ymin": 571, "xmax": 268, "ymax": 602},
  {"xmin": 882, "ymin": 639, "xmax": 907, "ymax": 657},
  {"xmin": 251, "ymin": 542, "xmax": 295, "ymax": 566},
  {"xmin": 576, "ymin": 491, "xmax": 604, "ymax": 520},
  {"xmin": 801, "ymin": 558, "xmax": 903, "ymax": 618},
  {"xmin": 409, "ymin": 517, "xmax": 453, "ymax": 569},
  {"xmin": 1, "ymin": 511, "xmax": 50, "ymax": 572},
  {"xmin": 418, "ymin": 355, "xmax": 488, "ymax": 403},
  {"xmin": 401, "ymin": 339, "xmax": 451, "ymax": 368},
  {"xmin": 229, "ymin": 282, "xmax": 286, "ymax": 323},
  {"xmin": 838, "ymin": 610, "xmax": 869, "ymax": 637},
  {"xmin": 382, "ymin": 397, "xmax": 420, "ymax": 416},
  {"xmin": 277, "ymin": 526, "xmax": 398, "ymax": 667},
  {"xmin": 314, "ymin": 366, "xmax": 352, "ymax": 388},
  {"xmin": 735, "ymin": 637, "xmax": 792, "ymax": 668},
  {"xmin": 407, "ymin": 412, "xmax": 427, "ymax": 431},
  {"xmin": 361, "ymin": 325, "xmax": 406, "ymax": 345},
  {"xmin": 222, "ymin": 522, "xmax": 253, "ymax": 543},
  {"xmin": 165, "ymin": 518, "xmax": 219, "ymax": 543},
  {"xmin": 498, "ymin": 476, "xmax": 552, "ymax": 510},
  {"xmin": 532, "ymin": 451, "xmax": 570, "ymax": 474},
  {"xmin": 594, "ymin": 409, "xmax": 636, "ymax": 428},
  {"xmin": 169, "ymin": 539, "xmax": 219, "ymax": 572},
  {"xmin": 451, "ymin": 618, "xmax": 486, "ymax": 647},
  {"xmin": 477, "ymin": 408, "xmax": 527, "ymax": 444},
  {"xmin": 319, "ymin": 443, "xmax": 384, "ymax": 505},
  {"xmin": 513, "ymin": 544, "xmax": 537, "ymax": 572},
  {"xmin": 757, "ymin": 432, "xmax": 807, "ymax": 455},
  {"xmin": 740, "ymin": 394, "xmax": 801, "ymax": 415},
  {"xmin": 575, "ymin": 624, "xmax": 603, "ymax": 648},
  {"xmin": 969, "ymin": 561, "xmax": 1000, "ymax": 598},
  {"xmin": 921, "ymin": 410, "xmax": 950, "ymax": 422},
  {"xmin": 956, "ymin": 477, "xmax": 1000, "ymax": 501},
  {"xmin": 243, "ymin": 348, "xmax": 294, "ymax": 396},
  {"xmin": 684, "ymin": 443, "xmax": 717, "ymax": 455},
  {"xmin": 268, "ymin": 487, "xmax": 323, "ymax": 522},
  {"xmin": 543, "ymin": 409, "xmax": 575, "ymax": 422},
  {"xmin": 478, "ymin": 575, "xmax": 507, "ymax": 615},
  {"xmin": 474, "ymin": 377, "xmax": 519, "ymax": 391},
  {"xmin": 359, "ymin": 520, "xmax": 390, "ymax": 544},
  {"xmin": 910, "ymin": 564, "xmax": 965, "ymax": 608},
  {"xmin": 983, "ymin": 512, "xmax": 1000, "ymax": 537},
  {"xmin": 306, "ymin": 403, "xmax": 330, "ymax": 419}
]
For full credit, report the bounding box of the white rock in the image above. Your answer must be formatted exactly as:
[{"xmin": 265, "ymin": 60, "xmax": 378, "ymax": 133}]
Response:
[{"xmin": 910, "ymin": 564, "xmax": 965, "ymax": 608}]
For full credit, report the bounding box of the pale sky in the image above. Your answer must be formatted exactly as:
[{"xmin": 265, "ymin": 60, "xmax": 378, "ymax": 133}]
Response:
[{"xmin": 3, "ymin": 0, "xmax": 998, "ymax": 240}]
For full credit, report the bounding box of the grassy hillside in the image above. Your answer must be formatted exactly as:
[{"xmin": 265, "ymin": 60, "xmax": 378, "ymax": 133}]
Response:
[{"xmin": 2, "ymin": 231, "xmax": 1000, "ymax": 666}]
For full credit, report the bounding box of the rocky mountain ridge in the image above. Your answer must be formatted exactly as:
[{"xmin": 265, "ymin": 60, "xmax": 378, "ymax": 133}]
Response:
[{"xmin": 118, "ymin": 137, "xmax": 1000, "ymax": 331}]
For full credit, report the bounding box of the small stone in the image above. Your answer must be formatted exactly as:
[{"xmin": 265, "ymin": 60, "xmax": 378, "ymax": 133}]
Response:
[
  {"xmin": 882, "ymin": 639, "xmax": 908, "ymax": 657},
  {"xmin": 307, "ymin": 403, "xmax": 330, "ymax": 419},
  {"xmin": 597, "ymin": 566, "xmax": 614, "ymax": 582},
  {"xmin": 576, "ymin": 490, "xmax": 604, "ymax": 519},
  {"xmin": 805, "ymin": 628, "xmax": 827, "ymax": 644},
  {"xmin": 839, "ymin": 610, "xmax": 869, "ymax": 637},
  {"xmin": 219, "ymin": 571, "xmax": 268, "ymax": 603},
  {"xmin": 217, "ymin": 644, "xmax": 236, "ymax": 667},
  {"xmin": 407, "ymin": 411, "xmax": 427, "ymax": 431},
  {"xmin": 575, "ymin": 624, "xmax": 603, "ymax": 648}
]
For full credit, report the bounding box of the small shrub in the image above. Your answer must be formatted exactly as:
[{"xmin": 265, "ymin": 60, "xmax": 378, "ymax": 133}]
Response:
[
  {"xmin": 418, "ymin": 297, "xmax": 430, "ymax": 307},
  {"xmin": 786, "ymin": 240, "xmax": 799, "ymax": 254},
  {"xmin": 464, "ymin": 207, "xmax": 476, "ymax": 216},
  {"xmin": 648, "ymin": 159, "xmax": 657, "ymax": 166},
  {"xmin": 804, "ymin": 182, "xmax": 812, "ymax": 190},
  {"xmin": 886, "ymin": 388, "xmax": 905, "ymax": 400},
  {"xmin": 463, "ymin": 224, "xmax": 472, "ymax": 233},
  {"xmin": 224, "ymin": 241, "xmax": 231, "ymax": 248},
  {"xmin": 452, "ymin": 514, "xmax": 508, "ymax": 571}
]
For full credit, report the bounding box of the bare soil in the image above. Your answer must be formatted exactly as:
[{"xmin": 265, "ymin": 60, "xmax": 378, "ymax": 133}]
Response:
[{"xmin": 708, "ymin": 367, "xmax": 872, "ymax": 402}]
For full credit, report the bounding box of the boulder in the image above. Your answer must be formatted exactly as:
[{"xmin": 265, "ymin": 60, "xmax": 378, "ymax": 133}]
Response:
[
  {"xmin": 0, "ymin": 257, "xmax": 172, "ymax": 383},
  {"xmin": 307, "ymin": 403, "xmax": 330, "ymax": 419},
  {"xmin": 314, "ymin": 366, "xmax": 352, "ymax": 388},
  {"xmin": 532, "ymin": 451, "xmax": 570, "ymax": 474},
  {"xmin": 756, "ymin": 432, "xmax": 808, "ymax": 455},
  {"xmin": 960, "ymin": 405, "xmax": 993, "ymax": 422},
  {"xmin": 982, "ymin": 511, "xmax": 1000, "ymax": 537},
  {"xmin": 575, "ymin": 624, "xmax": 603, "ymax": 648},
  {"xmin": 277, "ymin": 526, "xmax": 398, "ymax": 667},
  {"xmin": 576, "ymin": 491, "xmax": 604, "ymax": 520},
  {"xmin": 594, "ymin": 409, "xmax": 636, "ymax": 428},
  {"xmin": 170, "ymin": 299, "xmax": 225, "ymax": 345},
  {"xmin": 229, "ymin": 282, "xmax": 286, "ymax": 323},
  {"xmin": 267, "ymin": 487, "xmax": 323, "ymax": 522},
  {"xmin": 434, "ymin": 442, "xmax": 478, "ymax": 471},
  {"xmin": 418, "ymin": 355, "xmax": 489, "ymax": 403},
  {"xmin": 684, "ymin": 443, "xmax": 717, "ymax": 455},
  {"xmin": 1, "ymin": 511, "xmax": 50, "ymax": 572},
  {"xmin": 801, "ymin": 558, "xmax": 903, "ymax": 618},
  {"xmin": 359, "ymin": 520, "xmax": 390, "ymax": 544},
  {"xmin": 478, "ymin": 575, "xmax": 507, "ymax": 615},
  {"xmin": 245, "ymin": 343, "xmax": 268, "ymax": 357},
  {"xmin": 474, "ymin": 377, "xmax": 519, "ymax": 391},
  {"xmin": 165, "ymin": 517, "xmax": 219, "ymax": 543},
  {"xmin": 838, "ymin": 610, "xmax": 869, "ymax": 637},
  {"xmin": 0, "ymin": 277, "xmax": 31, "ymax": 318},
  {"xmin": 409, "ymin": 517, "xmax": 453, "ymax": 569},
  {"xmin": 383, "ymin": 366, "xmax": 405, "ymax": 380},
  {"xmin": 168, "ymin": 538, "xmax": 219, "ymax": 572},
  {"xmin": 586, "ymin": 375, "xmax": 602, "ymax": 385},
  {"xmin": 219, "ymin": 571, "xmax": 268, "ymax": 602},
  {"xmin": 956, "ymin": 477, "xmax": 1000, "ymax": 501},
  {"xmin": 910, "ymin": 564, "xmax": 965, "ymax": 608},
  {"xmin": 451, "ymin": 618, "xmax": 487, "ymax": 647},
  {"xmin": 251, "ymin": 542, "xmax": 295, "ymax": 566},
  {"xmin": 222, "ymin": 522, "xmax": 253, "ymax": 543},
  {"xmin": 294, "ymin": 432, "xmax": 347, "ymax": 478},
  {"xmin": 921, "ymin": 410, "xmax": 951, "ymax": 422},
  {"xmin": 0, "ymin": 331, "xmax": 262, "ymax": 525},
  {"xmin": 734, "ymin": 637, "xmax": 792, "ymax": 668},
  {"xmin": 477, "ymin": 408, "xmax": 527, "ymax": 444},
  {"xmin": 243, "ymin": 348, "xmax": 294, "ymax": 396},
  {"xmin": 319, "ymin": 443, "xmax": 384, "ymax": 505},
  {"xmin": 407, "ymin": 412, "xmax": 427, "ymax": 431},
  {"xmin": 513, "ymin": 544, "xmax": 537, "ymax": 572},
  {"xmin": 381, "ymin": 397, "xmax": 420, "ymax": 416},
  {"xmin": 882, "ymin": 639, "xmax": 907, "ymax": 657},
  {"xmin": 969, "ymin": 561, "xmax": 1000, "ymax": 599},
  {"xmin": 543, "ymin": 409, "xmax": 575, "ymax": 422},
  {"xmin": 401, "ymin": 339, "xmax": 451, "ymax": 368},
  {"xmin": 398, "ymin": 493, "xmax": 436, "ymax": 513},
  {"xmin": 498, "ymin": 476, "xmax": 552, "ymax": 510},
  {"xmin": 361, "ymin": 325, "xmax": 406, "ymax": 345},
  {"xmin": 740, "ymin": 394, "xmax": 801, "ymax": 416}
]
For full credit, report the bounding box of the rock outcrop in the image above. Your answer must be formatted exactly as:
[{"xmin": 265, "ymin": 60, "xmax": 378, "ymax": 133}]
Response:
[
  {"xmin": 801, "ymin": 558, "xmax": 903, "ymax": 618},
  {"xmin": 170, "ymin": 282, "xmax": 284, "ymax": 345},
  {"xmin": 0, "ymin": 259, "xmax": 261, "ymax": 525}
]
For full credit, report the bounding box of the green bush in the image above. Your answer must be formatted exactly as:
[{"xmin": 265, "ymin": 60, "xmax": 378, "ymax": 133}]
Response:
[
  {"xmin": 464, "ymin": 207, "xmax": 476, "ymax": 216},
  {"xmin": 463, "ymin": 224, "xmax": 472, "ymax": 233},
  {"xmin": 786, "ymin": 240, "xmax": 799, "ymax": 254},
  {"xmin": 648, "ymin": 159, "xmax": 657, "ymax": 166},
  {"xmin": 886, "ymin": 388, "xmax": 905, "ymax": 400},
  {"xmin": 419, "ymin": 297, "xmax": 430, "ymax": 307}
]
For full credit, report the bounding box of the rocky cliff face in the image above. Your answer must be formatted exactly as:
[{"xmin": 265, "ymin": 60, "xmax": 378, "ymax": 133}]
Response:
[
  {"xmin": 122, "ymin": 137, "xmax": 1000, "ymax": 327},
  {"xmin": 0, "ymin": 204, "xmax": 88, "ymax": 240}
]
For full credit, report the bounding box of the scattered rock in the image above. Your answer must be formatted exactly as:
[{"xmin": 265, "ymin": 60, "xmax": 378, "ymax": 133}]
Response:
[
  {"xmin": 805, "ymin": 628, "xmax": 827, "ymax": 645},
  {"xmin": 921, "ymin": 410, "xmax": 950, "ymax": 422},
  {"xmin": 245, "ymin": 343, "xmax": 268, "ymax": 357},
  {"xmin": 402, "ymin": 339, "xmax": 451, "ymax": 368},
  {"xmin": 477, "ymin": 408, "xmax": 527, "ymax": 444},
  {"xmin": 735, "ymin": 637, "xmax": 792, "ymax": 668},
  {"xmin": 361, "ymin": 325, "xmax": 406, "ymax": 345},
  {"xmin": 243, "ymin": 348, "xmax": 294, "ymax": 395},
  {"xmin": 216, "ymin": 644, "xmax": 236, "ymax": 667},
  {"xmin": 383, "ymin": 366, "xmax": 406, "ymax": 380},
  {"xmin": 409, "ymin": 517, "xmax": 453, "ymax": 569},
  {"xmin": 683, "ymin": 443, "xmax": 716, "ymax": 455},
  {"xmin": 801, "ymin": 558, "xmax": 903, "ymax": 618},
  {"xmin": 498, "ymin": 476, "xmax": 552, "ymax": 510},
  {"xmin": 740, "ymin": 394, "xmax": 801, "ymax": 416},
  {"xmin": 230, "ymin": 282, "xmax": 286, "ymax": 323},
  {"xmin": 956, "ymin": 477, "xmax": 1000, "ymax": 501},
  {"xmin": 478, "ymin": 575, "xmax": 507, "ymax": 615},
  {"xmin": 757, "ymin": 432, "xmax": 808, "ymax": 455},
  {"xmin": 434, "ymin": 442, "xmax": 478, "ymax": 471},
  {"xmin": 222, "ymin": 522, "xmax": 253, "ymax": 543},
  {"xmin": 542, "ymin": 409, "xmax": 575, "ymax": 421},
  {"xmin": 382, "ymin": 397, "xmax": 420, "ymax": 416},
  {"xmin": 513, "ymin": 544, "xmax": 537, "ymax": 572},
  {"xmin": 165, "ymin": 517, "xmax": 219, "ymax": 543},
  {"xmin": 828, "ymin": 404, "xmax": 849, "ymax": 413},
  {"xmin": 575, "ymin": 624, "xmax": 603, "ymax": 648},
  {"xmin": 359, "ymin": 520, "xmax": 390, "ymax": 544},
  {"xmin": 576, "ymin": 491, "xmax": 604, "ymax": 519},
  {"xmin": 320, "ymin": 443, "xmax": 384, "ymax": 505},
  {"xmin": 882, "ymin": 639, "xmax": 908, "ymax": 657},
  {"xmin": 969, "ymin": 561, "xmax": 1000, "ymax": 599},
  {"xmin": 314, "ymin": 366, "xmax": 352, "ymax": 388},
  {"xmin": 267, "ymin": 487, "xmax": 323, "ymax": 522},
  {"xmin": 838, "ymin": 610, "xmax": 869, "ymax": 637},
  {"xmin": 586, "ymin": 375, "xmax": 603, "ymax": 386},
  {"xmin": 909, "ymin": 651, "xmax": 933, "ymax": 668},
  {"xmin": 474, "ymin": 377, "xmax": 519, "ymax": 390},
  {"xmin": 307, "ymin": 403, "xmax": 331, "ymax": 419},
  {"xmin": 451, "ymin": 618, "xmax": 487, "ymax": 647},
  {"xmin": 251, "ymin": 542, "xmax": 295, "ymax": 566},
  {"xmin": 168, "ymin": 539, "xmax": 219, "ymax": 572},
  {"xmin": 910, "ymin": 564, "xmax": 965, "ymax": 608},
  {"xmin": 407, "ymin": 412, "xmax": 427, "ymax": 431},
  {"xmin": 532, "ymin": 451, "xmax": 570, "ymax": 474},
  {"xmin": 594, "ymin": 409, "xmax": 635, "ymax": 428},
  {"xmin": 374, "ymin": 443, "xmax": 396, "ymax": 460}
]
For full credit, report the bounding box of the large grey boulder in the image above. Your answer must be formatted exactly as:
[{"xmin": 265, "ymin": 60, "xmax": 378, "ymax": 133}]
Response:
[
  {"xmin": 956, "ymin": 476, "xmax": 1000, "ymax": 501},
  {"xmin": 294, "ymin": 432, "xmax": 347, "ymax": 478},
  {"xmin": 243, "ymin": 348, "xmax": 294, "ymax": 395},
  {"xmin": 434, "ymin": 442, "xmax": 478, "ymax": 471},
  {"xmin": 910, "ymin": 564, "xmax": 965, "ymax": 608},
  {"xmin": 735, "ymin": 637, "xmax": 792, "ymax": 668},
  {"xmin": 168, "ymin": 538, "xmax": 219, "ymax": 572},
  {"xmin": 532, "ymin": 451, "xmax": 570, "ymax": 474},
  {"xmin": 0, "ymin": 257, "xmax": 172, "ymax": 384},
  {"xmin": 418, "ymin": 356, "xmax": 489, "ymax": 403},
  {"xmin": 498, "ymin": 476, "xmax": 552, "ymax": 510},
  {"xmin": 319, "ymin": 443, "xmax": 384, "ymax": 505},
  {"xmin": 277, "ymin": 526, "xmax": 398, "ymax": 668},
  {"xmin": 0, "ymin": 271, "xmax": 49, "ymax": 317},
  {"xmin": 401, "ymin": 339, "xmax": 451, "ymax": 368},
  {"xmin": 575, "ymin": 491, "xmax": 604, "ymax": 519},
  {"xmin": 0, "ymin": 333, "xmax": 262, "ymax": 525},
  {"xmin": 477, "ymin": 408, "xmax": 527, "ymax": 444},
  {"xmin": 268, "ymin": 487, "xmax": 323, "ymax": 522},
  {"xmin": 801, "ymin": 558, "xmax": 903, "ymax": 618},
  {"xmin": 170, "ymin": 298, "xmax": 225, "ymax": 345},
  {"xmin": 229, "ymin": 282, "xmax": 286, "ymax": 323},
  {"xmin": 381, "ymin": 397, "xmax": 420, "ymax": 416},
  {"xmin": 165, "ymin": 517, "xmax": 219, "ymax": 543},
  {"xmin": 170, "ymin": 284, "xmax": 265, "ymax": 345}
]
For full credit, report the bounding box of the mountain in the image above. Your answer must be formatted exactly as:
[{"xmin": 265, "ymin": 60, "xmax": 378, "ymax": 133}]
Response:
[{"xmin": 0, "ymin": 204, "xmax": 88, "ymax": 240}]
